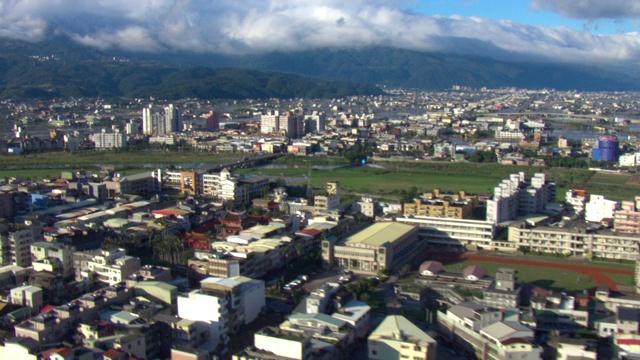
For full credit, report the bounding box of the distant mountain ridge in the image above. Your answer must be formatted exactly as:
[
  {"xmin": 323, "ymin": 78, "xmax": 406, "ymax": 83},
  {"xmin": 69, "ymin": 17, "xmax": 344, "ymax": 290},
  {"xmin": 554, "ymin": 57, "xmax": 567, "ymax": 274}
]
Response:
[{"xmin": 0, "ymin": 35, "xmax": 639, "ymax": 100}]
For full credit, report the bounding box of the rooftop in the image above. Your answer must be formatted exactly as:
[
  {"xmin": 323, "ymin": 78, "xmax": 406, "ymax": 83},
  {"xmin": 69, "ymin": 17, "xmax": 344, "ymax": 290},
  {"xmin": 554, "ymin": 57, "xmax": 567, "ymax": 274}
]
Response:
[{"xmin": 345, "ymin": 222, "xmax": 416, "ymax": 247}]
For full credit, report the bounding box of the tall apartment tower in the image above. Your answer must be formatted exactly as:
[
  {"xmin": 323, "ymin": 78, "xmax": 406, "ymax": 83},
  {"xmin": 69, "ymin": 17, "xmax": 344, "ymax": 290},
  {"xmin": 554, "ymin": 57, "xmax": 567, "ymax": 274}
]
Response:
[
  {"xmin": 142, "ymin": 104, "xmax": 182, "ymax": 135},
  {"xmin": 260, "ymin": 110, "xmax": 302, "ymax": 138},
  {"xmin": 205, "ymin": 110, "xmax": 220, "ymax": 132}
]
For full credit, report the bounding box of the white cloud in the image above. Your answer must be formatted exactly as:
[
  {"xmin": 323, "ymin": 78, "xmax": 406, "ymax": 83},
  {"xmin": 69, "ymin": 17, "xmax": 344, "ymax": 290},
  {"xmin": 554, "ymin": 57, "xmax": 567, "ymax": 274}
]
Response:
[
  {"xmin": 530, "ymin": 0, "xmax": 640, "ymax": 20},
  {"xmin": 0, "ymin": 0, "xmax": 639, "ymax": 65}
]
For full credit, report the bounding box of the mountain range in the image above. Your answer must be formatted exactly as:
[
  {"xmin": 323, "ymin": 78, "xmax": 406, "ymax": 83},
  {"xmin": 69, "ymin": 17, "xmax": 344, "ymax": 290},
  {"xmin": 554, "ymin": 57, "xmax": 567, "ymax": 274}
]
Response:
[{"xmin": 0, "ymin": 35, "xmax": 638, "ymax": 100}]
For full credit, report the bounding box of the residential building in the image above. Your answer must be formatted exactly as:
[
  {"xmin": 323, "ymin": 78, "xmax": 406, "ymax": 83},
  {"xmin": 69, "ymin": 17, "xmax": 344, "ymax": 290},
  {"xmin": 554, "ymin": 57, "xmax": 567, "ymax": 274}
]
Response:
[
  {"xmin": 0, "ymin": 337, "xmax": 43, "ymax": 360},
  {"xmin": 31, "ymin": 241, "xmax": 74, "ymax": 278},
  {"xmin": 445, "ymin": 302, "xmax": 502, "ymax": 331},
  {"xmin": 91, "ymin": 129, "xmax": 127, "ymax": 149},
  {"xmin": 585, "ymin": 195, "xmax": 618, "ymax": 223},
  {"xmin": 353, "ymin": 197, "xmax": 377, "ymax": 218},
  {"xmin": 205, "ymin": 110, "xmax": 220, "ymax": 132},
  {"xmin": 483, "ymin": 268, "xmax": 521, "ymax": 309},
  {"xmin": 235, "ymin": 327, "xmax": 312, "ymax": 360},
  {"xmin": 565, "ymin": 189, "xmax": 589, "ymax": 217},
  {"xmin": 142, "ymin": 104, "xmax": 181, "ymax": 135},
  {"xmin": 314, "ymin": 182, "xmax": 341, "ymax": 214},
  {"xmin": 0, "ymin": 218, "xmax": 42, "ymax": 267},
  {"xmin": 260, "ymin": 110, "xmax": 302, "ymax": 138},
  {"xmin": 10, "ymin": 285, "xmax": 43, "ymax": 309},
  {"xmin": 322, "ymin": 222, "xmax": 421, "ymax": 273},
  {"xmin": 73, "ymin": 248, "xmax": 141, "ymax": 286},
  {"xmin": 178, "ymin": 276, "xmax": 265, "ymax": 349},
  {"xmin": 486, "ymin": 172, "xmax": 556, "ymax": 225},
  {"xmin": 615, "ymin": 196, "xmax": 640, "ymax": 233},
  {"xmin": 402, "ymin": 189, "xmax": 478, "ymax": 219},
  {"xmin": 368, "ymin": 315, "xmax": 437, "ymax": 360}
]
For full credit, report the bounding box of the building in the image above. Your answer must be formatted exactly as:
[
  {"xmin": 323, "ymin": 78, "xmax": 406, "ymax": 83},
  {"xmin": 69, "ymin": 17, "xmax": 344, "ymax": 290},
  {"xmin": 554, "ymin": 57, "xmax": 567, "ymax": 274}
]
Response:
[
  {"xmin": 402, "ymin": 189, "xmax": 478, "ymax": 219},
  {"xmin": 142, "ymin": 104, "xmax": 181, "ymax": 135},
  {"xmin": 260, "ymin": 110, "xmax": 303, "ymax": 138},
  {"xmin": 30, "ymin": 241, "xmax": 74, "ymax": 278},
  {"xmin": 395, "ymin": 216, "xmax": 496, "ymax": 251},
  {"xmin": 73, "ymin": 248, "xmax": 141, "ymax": 286},
  {"xmin": 205, "ymin": 110, "xmax": 220, "ymax": 132},
  {"xmin": 486, "ymin": 172, "xmax": 556, "ymax": 224},
  {"xmin": 353, "ymin": 197, "xmax": 377, "ymax": 218},
  {"xmin": 0, "ymin": 218, "xmax": 42, "ymax": 267},
  {"xmin": 178, "ymin": 276, "xmax": 265, "ymax": 349},
  {"xmin": 615, "ymin": 197, "xmax": 640, "ymax": 233},
  {"xmin": 314, "ymin": 182, "xmax": 341, "ymax": 214},
  {"xmin": 592, "ymin": 135, "xmax": 619, "ymax": 162},
  {"xmin": 483, "ymin": 268, "xmax": 521, "ymax": 309},
  {"xmin": 91, "ymin": 129, "xmax": 127, "ymax": 149},
  {"xmin": 368, "ymin": 315, "xmax": 437, "ymax": 360},
  {"xmin": 305, "ymin": 111, "xmax": 326, "ymax": 133},
  {"xmin": 0, "ymin": 337, "xmax": 43, "ymax": 360},
  {"xmin": 565, "ymin": 189, "xmax": 589, "ymax": 217},
  {"xmin": 585, "ymin": 195, "xmax": 618, "ymax": 223},
  {"xmin": 10, "ymin": 285, "xmax": 43, "ymax": 309},
  {"xmin": 322, "ymin": 222, "xmax": 421, "ymax": 273},
  {"xmin": 235, "ymin": 327, "xmax": 312, "ymax": 360},
  {"xmin": 509, "ymin": 220, "xmax": 640, "ymax": 260}
]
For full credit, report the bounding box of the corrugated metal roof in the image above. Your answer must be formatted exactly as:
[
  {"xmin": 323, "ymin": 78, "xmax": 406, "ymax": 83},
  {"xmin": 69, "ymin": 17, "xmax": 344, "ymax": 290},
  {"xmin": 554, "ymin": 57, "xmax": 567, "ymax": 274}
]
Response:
[{"xmin": 345, "ymin": 222, "xmax": 415, "ymax": 247}]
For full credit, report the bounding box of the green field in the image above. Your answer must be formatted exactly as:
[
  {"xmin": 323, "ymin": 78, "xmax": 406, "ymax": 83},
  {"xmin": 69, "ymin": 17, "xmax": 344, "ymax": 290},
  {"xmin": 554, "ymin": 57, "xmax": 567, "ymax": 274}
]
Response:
[
  {"xmin": 0, "ymin": 151, "xmax": 246, "ymax": 180},
  {"xmin": 241, "ymin": 160, "xmax": 598, "ymax": 199},
  {"xmin": 442, "ymin": 261, "xmax": 596, "ymax": 292}
]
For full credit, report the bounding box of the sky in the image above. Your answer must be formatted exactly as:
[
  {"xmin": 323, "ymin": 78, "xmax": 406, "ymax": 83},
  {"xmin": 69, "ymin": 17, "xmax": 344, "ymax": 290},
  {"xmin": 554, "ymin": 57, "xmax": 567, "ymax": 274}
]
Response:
[
  {"xmin": 405, "ymin": 0, "xmax": 640, "ymax": 34},
  {"xmin": 0, "ymin": 0, "xmax": 639, "ymax": 66}
]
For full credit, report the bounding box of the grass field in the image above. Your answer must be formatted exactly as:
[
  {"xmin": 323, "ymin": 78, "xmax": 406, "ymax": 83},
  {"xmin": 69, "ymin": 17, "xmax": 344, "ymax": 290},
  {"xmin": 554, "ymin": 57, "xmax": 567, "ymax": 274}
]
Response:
[
  {"xmin": 442, "ymin": 261, "xmax": 596, "ymax": 292},
  {"xmin": 0, "ymin": 151, "xmax": 246, "ymax": 180}
]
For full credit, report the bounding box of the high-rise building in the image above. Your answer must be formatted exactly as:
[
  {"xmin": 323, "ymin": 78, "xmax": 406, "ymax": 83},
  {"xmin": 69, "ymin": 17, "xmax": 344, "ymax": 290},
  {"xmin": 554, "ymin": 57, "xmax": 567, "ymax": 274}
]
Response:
[
  {"xmin": 486, "ymin": 172, "xmax": 556, "ymax": 224},
  {"xmin": 260, "ymin": 110, "xmax": 302, "ymax": 138},
  {"xmin": 304, "ymin": 111, "xmax": 326, "ymax": 133},
  {"xmin": 205, "ymin": 110, "xmax": 219, "ymax": 132},
  {"xmin": 142, "ymin": 104, "xmax": 181, "ymax": 135},
  {"xmin": 91, "ymin": 129, "xmax": 127, "ymax": 149}
]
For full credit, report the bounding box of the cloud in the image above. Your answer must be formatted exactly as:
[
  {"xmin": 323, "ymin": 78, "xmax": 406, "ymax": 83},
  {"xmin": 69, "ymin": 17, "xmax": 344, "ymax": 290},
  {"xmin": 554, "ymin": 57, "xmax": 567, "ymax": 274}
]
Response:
[
  {"xmin": 530, "ymin": 0, "xmax": 640, "ymax": 20},
  {"xmin": 0, "ymin": 0, "xmax": 639, "ymax": 66}
]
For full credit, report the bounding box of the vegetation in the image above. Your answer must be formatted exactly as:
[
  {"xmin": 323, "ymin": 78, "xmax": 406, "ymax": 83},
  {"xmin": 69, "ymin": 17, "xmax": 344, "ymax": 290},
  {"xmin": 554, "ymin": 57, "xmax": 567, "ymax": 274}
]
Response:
[{"xmin": 0, "ymin": 36, "xmax": 383, "ymax": 99}]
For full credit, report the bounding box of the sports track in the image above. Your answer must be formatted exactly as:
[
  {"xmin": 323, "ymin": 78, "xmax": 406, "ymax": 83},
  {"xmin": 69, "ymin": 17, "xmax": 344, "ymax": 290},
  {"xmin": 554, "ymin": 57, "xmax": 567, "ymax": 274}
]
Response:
[{"xmin": 430, "ymin": 252, "xmax": 634, "ymax": 291}]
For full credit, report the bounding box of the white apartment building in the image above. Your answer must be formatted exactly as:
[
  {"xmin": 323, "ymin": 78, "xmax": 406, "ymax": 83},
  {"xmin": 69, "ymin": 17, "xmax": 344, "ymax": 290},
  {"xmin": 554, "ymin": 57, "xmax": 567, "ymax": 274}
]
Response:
[
  {"xmin": 178, "ymin": 276, "xmax": 265, "ymax": 348},
  {"xmin": 142, "ymin": 104, "xmax": 181, "ymax": 135},
  {"xmin": 178, "ymin": 288, "xmax": 230, "ymax": 349},
  {"xmin": 260, "ymin": 110, "xmax": 303, "ymax": 138},
  {"xmin": 619, "ymin": 153, "xmax": 638, "ymax": 167},
  {"xmin": 252, "ymin": 327, "xmax": 312, "ymax": 360},
  {"xmin": 495, "ymin": 129, "xmax": 525, "ymax": 142},
  {"xmin": 565, "ymin": 189, "xmax": 589, "ymax": 217},
  {"xmin": 585, "ymin": 195, "xmax": 618, "ymax": 222},
  {"xmin": 10, "ymin": 285, "xmax": 43, "ymax": 309},
  {"xmin": 90, "ymin": 129, "xmax": 127, "ymax": 149},
  {"xmin": 486, "ymin": 172, "xmax": 556, "ymax": 225},
  {"xmin": 31, "ymin": 241, "xmax": 74, "ymax": 278},
  {"xmin": 73, "ymin": 248, "xmax": 141, "ymax": 286}
]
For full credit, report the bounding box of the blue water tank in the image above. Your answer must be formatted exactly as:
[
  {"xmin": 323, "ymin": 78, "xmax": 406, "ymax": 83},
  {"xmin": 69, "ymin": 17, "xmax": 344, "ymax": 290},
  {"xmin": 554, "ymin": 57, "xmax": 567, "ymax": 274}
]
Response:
[{"xmin": 594, "ymin": 135, "xmax": 619, "ymax": 162}]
